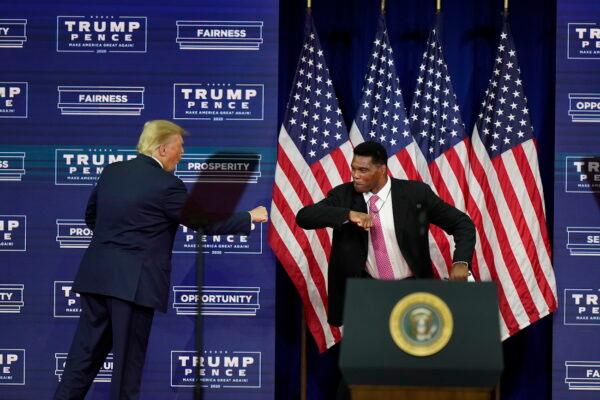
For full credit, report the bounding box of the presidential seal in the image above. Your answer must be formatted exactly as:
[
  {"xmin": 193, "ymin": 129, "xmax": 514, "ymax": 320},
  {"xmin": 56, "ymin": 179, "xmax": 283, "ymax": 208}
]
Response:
[{"xmin": 389, "ymin": 292, "xmax": 453, "ymax": 357}]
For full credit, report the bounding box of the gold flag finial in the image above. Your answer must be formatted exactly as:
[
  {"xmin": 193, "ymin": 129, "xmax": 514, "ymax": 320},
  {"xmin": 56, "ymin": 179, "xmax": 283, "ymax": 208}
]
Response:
[
  {"xmin": 504, "ymin": 0, "xmax": 509, "ymax": 12},
  {"xmin": 436, "ymin": 0, "xmax": 441, "ymax": 12},
  {"xmin": 307, "ymin": 0, "xmax": 312, "ymax": 9},
  {"xmin": 381, "ymin": 0, "xmax": 386, "ymax": 13}
]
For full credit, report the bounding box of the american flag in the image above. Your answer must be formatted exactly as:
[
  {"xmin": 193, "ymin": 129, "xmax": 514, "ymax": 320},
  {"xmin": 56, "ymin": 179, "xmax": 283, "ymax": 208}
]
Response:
[
  {"xmin": 467, "ymin": 20, "xmax": 557, "ymax": 339},
  {"xmin": 349, "ymin": 13, "xmax": 419, "ymax": 181},
  {"xmin": 268, "ymin": 14, "xmax": 351, "ymax": 352},
  {"xmin": 408, "ymin": 17, "xmax": 470, "ymax": 277}
]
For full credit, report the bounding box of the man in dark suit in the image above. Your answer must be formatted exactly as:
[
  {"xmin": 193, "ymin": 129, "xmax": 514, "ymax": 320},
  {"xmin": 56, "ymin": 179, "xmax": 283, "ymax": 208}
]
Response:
[
  {"xmin": 296, "ymin": 140, "xmax": 475, "ymax": 328},
  {"xmin": 54, "ymin": 120, "xmax": 268, "ymax": 400}
]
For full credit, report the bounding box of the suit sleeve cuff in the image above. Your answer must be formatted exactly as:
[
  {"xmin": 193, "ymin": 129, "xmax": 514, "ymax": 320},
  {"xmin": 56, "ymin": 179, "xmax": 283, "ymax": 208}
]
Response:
[{"xmin": 452, "ymin": 261, "xmax": 471, "ymax": 274}]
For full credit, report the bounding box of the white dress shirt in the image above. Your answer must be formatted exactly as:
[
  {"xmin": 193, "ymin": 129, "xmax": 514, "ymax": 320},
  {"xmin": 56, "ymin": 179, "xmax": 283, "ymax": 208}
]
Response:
[{"xmin": 363, "ymin": 178, "xmax": 413, "ymax": 280}]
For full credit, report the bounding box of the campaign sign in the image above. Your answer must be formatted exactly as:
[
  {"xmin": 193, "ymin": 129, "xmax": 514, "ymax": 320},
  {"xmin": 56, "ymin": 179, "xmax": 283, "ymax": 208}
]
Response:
[
  {"xmin": 0, "ymin": 215, "xmax": 26, "ymax": 251},
  {"xmin": 53, "ymin": 281, "xmax": 81, "ymax": 318},
  {"xmin": 175, "ymin": 153, "xmax": 261, "ymax": 183},
  {"xmin": 57, "ymin": 16, "xmax": 147, "ymax": 53},
  {"xmin": 0, "ymin": 82, "xmax": 27, "ymax": 118},
  {"xmin": 176, "ymin": 20, "xmax": 263, "ymax": 50},
  {"xmin": 0, "ymin": 19, "xmax": 27, "ymax": 48},
  {"xmin": 173, "ymin": 222, "xmax": 263, "ymax": 255},
  {"xmin": 55, "ymin": 147, "xmax": 137, "ymax": 185},
  {"xmin": 565, "ymin": 361, "xmax": 600, "ymax": 390},
  {"xmin": 171, "ymin": 350, "xmax": 261, "ymax": 389},
  {"xmin": 173, "ymin": 83, "xmax": 264, "ymax": 121},
  {"xmin": 0, "ymin": 349, "xmax": 25, "ymax": 385},
  {"xmin": 565, "ymin": 156, "xmax": 600, "ymax": 193},
  {"xmin": 564, "ymin": 289, "xmax": 600, "ymax": 325},
  {"xmin": 568, "ymin": 22, "xmax": 600, "ymax": 59},
  {"xmin": 57, "ymin": 86, "xmax": 145, "ymax": 116},
  {"xmin": 0, "ymin": 152, "xmax": 25, "ymax": 181},
  {"xmin": 566, "ymin": 227, "xmax": 600, "ymax": 256},
  {"xmin": 0, "ymin": 284, "xmax": 24, "ymax": 313},
  {"xmin": 55, "ymin": 353, "xmax": 113, "ymax": 382},
  {"xmin": 56, "ymin": 219, "xmax": 92, "ymax": 249},
  {"xmin": 568, "ymin": 93, "xmax": 600, "ymax": 122},
  {"xmin": 172, "ymin": 286, "xmax": 260, "ymax": 316}
]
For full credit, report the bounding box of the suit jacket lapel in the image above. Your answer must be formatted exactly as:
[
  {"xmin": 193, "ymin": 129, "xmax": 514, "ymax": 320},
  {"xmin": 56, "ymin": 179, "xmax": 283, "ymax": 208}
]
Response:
[{"xmin": 391, "ymin": 179, "xmax": 408, "ymax": 246}]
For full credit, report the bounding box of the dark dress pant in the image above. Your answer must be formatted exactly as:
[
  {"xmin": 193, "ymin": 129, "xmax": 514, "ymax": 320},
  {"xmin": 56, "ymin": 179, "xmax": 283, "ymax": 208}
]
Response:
[{"xmin": 54, "ymin": 293, "xmax": 154, "ymax": 400}]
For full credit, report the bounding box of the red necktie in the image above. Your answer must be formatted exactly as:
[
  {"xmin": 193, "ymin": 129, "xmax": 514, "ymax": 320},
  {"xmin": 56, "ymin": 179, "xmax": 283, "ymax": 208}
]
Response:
[{"xmin": 368, "ymin": 195, "xmax": 395, "ymax": 280}]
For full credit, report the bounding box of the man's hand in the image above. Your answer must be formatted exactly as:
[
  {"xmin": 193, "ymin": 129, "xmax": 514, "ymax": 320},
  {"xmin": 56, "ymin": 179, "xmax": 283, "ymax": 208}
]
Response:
[
  {"xmin": 449, "ymin": 262, "xmax": 469, "ymax": 281},
  {"xmin": 349, "ymin": 210, "xmax": 372, "ymax": 230},
  {"xmin": 249, "ymin": 206, "xmax": 268, "ymax": 223}
]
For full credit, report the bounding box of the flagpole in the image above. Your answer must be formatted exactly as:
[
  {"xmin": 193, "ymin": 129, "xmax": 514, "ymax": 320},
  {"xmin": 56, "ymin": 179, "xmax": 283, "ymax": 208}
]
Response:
[
  {"xmin": 503, "ymin": 0, "xmax": 509, "ymax": 17},
  {"xmin": 300, "ymin": 3, "xmax": 311, "ymax": 399},
  {"xmin": 436, "ymin": 0, "xmax": 441, "ymax": 12},
  {"xmin": 301, "ymin": 3, "xmax": 310, "ymax": 398},
  {"xmin": 381, "ymin": 0, "xmax": 386, "ymax": 13}
]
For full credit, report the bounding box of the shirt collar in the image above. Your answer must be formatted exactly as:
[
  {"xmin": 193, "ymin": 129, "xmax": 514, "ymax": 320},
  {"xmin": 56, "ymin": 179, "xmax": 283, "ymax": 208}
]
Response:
[{"xmin": 363, "ymin": 176, "xmax": 391, "ymax": 203}]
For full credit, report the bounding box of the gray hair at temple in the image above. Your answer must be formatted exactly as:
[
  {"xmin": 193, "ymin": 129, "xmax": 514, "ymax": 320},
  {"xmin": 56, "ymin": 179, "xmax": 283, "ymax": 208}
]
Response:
[{"xmin": 136, "ymin": 120, "xmax": 186, "ymax": 156}]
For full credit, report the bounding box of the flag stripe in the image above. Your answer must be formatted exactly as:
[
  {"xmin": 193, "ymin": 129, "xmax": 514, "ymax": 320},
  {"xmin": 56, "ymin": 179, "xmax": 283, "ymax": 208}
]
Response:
[
  {"xmin": 492, "ymin": 155, "xmax": 548, "ymax": 318},
  {"xmin": 512, "ymin": 143, "xmax": 552, "ymax": 257},
  {"xmin": 436, "ymin": 151, "xmax": 466, "ymax": 209},
  {"xmin": 470, "ymin": 133, "xmax": 540, "ymax": 326},
  {"xmin": 500, "ymin": 149, "xmax": 556, "ymax": 310},
  {"xmin": 279, "ymin": 128, "xmax": 327, "ymax": 202},
  {"xmin": 272, "ymin": 185, "xmax": 329, "ymax": 303},
  {"xmin": 310, "ymin": 161, "xmax": 334, "ymax": 196},
  {"xmin": 269, "ymin": 208, "xmax": 337, "ymax": 348},
  {"xmin": 427, "ymin": 161, "xmax": 456, "ymax": 207},
  {"xmin": 466, "ymin": 131, "xmax": 522, "ymax": 336},
  {"xmin": 276, "ymin": 144, "xmax": 333, "ymax": 268},
  {"xmin": 468, "ymin": 143, "xmax": 528, "ymax": 335},
  {"xmin": 330, "ymin": 144, "xmax": 353, "ymax": 183},
  {"xmin": 395, "ymin": 145, "xmax": 421, "ymax": 180},
  {"xmin": 443, "ymin": 141, "xmax": 469, "ymax": 209}
]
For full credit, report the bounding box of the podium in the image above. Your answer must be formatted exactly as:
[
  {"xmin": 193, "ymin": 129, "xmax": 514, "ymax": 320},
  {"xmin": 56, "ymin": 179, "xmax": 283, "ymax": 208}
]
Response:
[{"xmin": 340, "ymin": 279, "xmax": 502, "ymax": 400}]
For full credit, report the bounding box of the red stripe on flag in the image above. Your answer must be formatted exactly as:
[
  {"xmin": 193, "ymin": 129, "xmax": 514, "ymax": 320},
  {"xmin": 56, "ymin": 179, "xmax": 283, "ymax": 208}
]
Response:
[
  {"xmin": 492, "ymin": 156, "xmax": 549, "ymax": 320},
  {"xmin": 426, "ymin": 160, "xmax": 455, "ymax": 270},
  {"xmin": 329, "ymin": 146, "xmax": 352, "ymax": 183},
  {"xmin": 395, "ymin": 148, "xmax": 421, "ymax": 181},
  {"xmin": 470, "ymin": 152, "xmax": 540, "ymax": 325},
  {"xmin": 510, "ymin": 145, "xmax": 556, "ymax": 310},
  {"xmin": 511, "ymin": 145, "xmax": 553, "ymax": 260},
  {"xmin": 276, "ymin": 144, "xmax": 321, "ymax": 204},
  {"xmin": 444, "ymin": 144, "xmax": 469, "ymax": 202},
  {"xmin": 429, "ymin": 225, "xmax": 453, "ymax": 271},
  {"xmin": 310, "ymin": 161, "xmax": 333, "ymax": 196},
  {"xmin": 267, "ymin": 226, "xmax": 329, "ymax": 351},
  {"xmin": 272, "ymin": 184, "xmax": 329, "ymax": 304},
  {"xmin": 463, "ymin": 168, "xmax": 520, "ymax": 333},
  {"xmin": 277, "ymin": 147, "xmax": 332, "ymax": 257},
  {"xmin": 428, "ymin": 161, "xmax": 456, "ymax": 207}
]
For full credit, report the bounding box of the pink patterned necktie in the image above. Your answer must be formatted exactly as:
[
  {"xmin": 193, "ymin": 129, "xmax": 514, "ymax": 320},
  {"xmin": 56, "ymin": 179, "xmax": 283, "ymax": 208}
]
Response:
[{"xmin": 368, "ymin": 194, "xmax": 395, "ymax": 280}]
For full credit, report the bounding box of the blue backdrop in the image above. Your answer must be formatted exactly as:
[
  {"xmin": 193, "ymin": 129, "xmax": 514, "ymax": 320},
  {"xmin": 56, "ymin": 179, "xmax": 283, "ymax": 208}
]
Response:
[
  {"xmin": 0, "ymin": 1, "xmax": 278, "ymax": 399},
  {"xmin": 552, "ymin": 0, "xmax": 600, "ymax": 398}
]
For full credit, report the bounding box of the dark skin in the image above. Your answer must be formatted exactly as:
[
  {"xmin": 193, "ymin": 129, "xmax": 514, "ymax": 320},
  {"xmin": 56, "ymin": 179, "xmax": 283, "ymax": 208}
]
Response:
[{"xmin": 348, "ymin": 154, "xmax": 469, "ymax": 281}]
